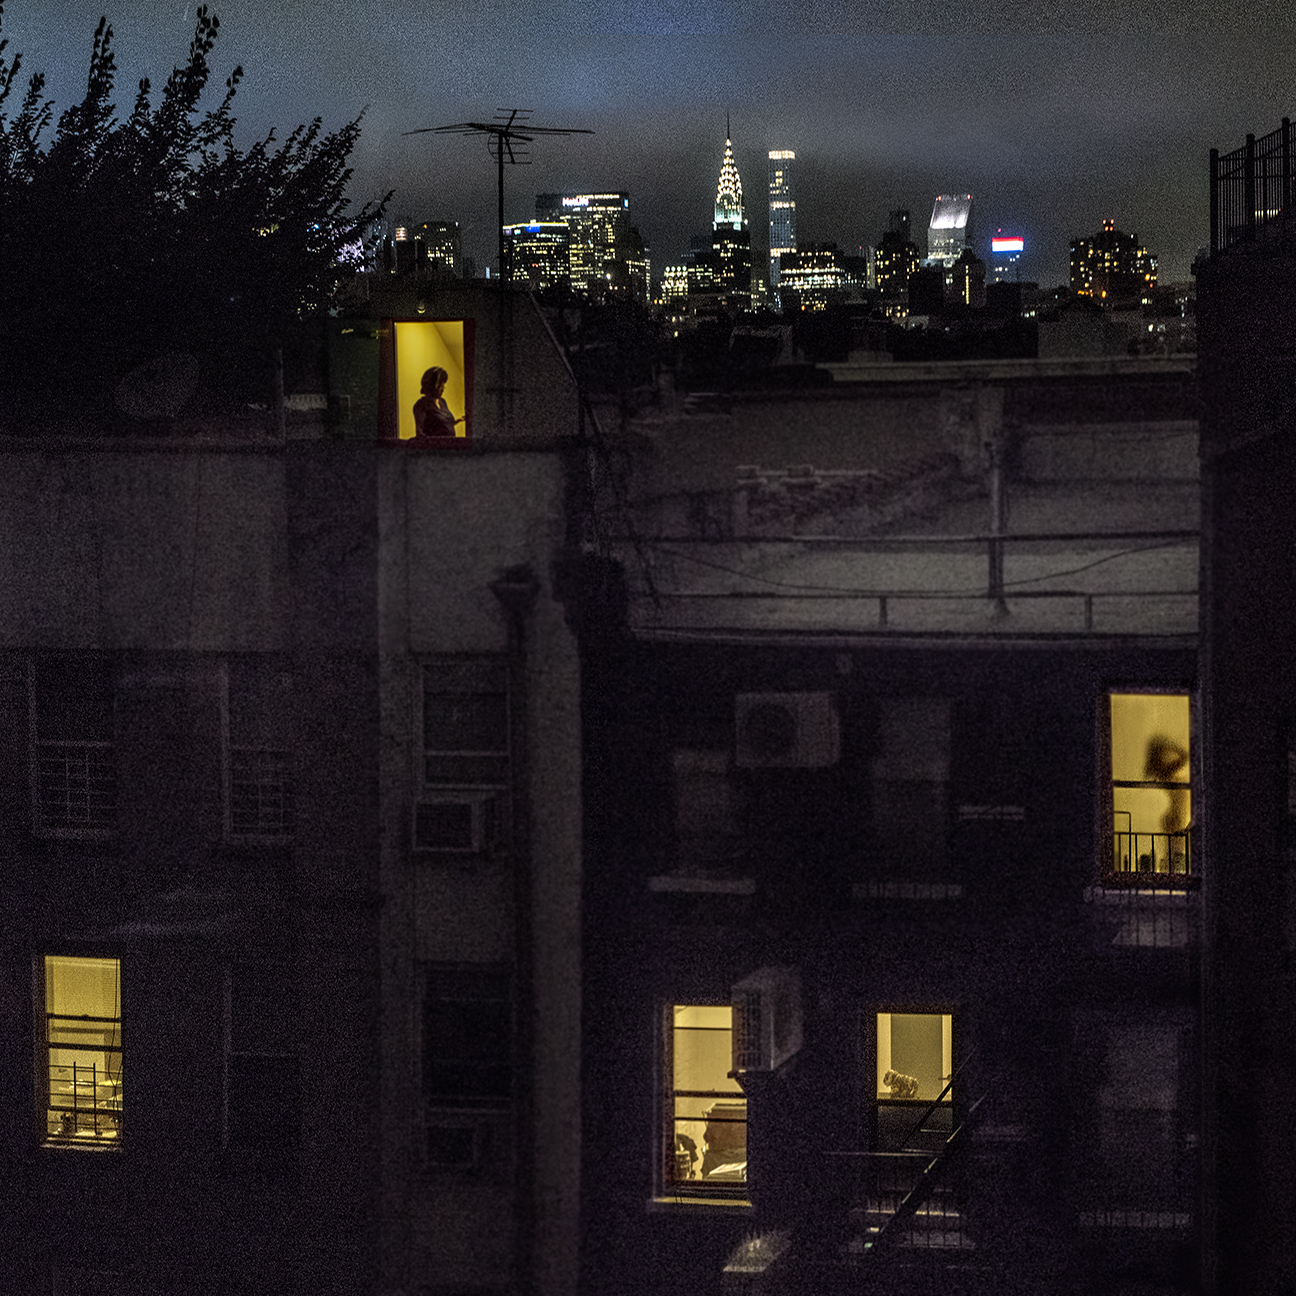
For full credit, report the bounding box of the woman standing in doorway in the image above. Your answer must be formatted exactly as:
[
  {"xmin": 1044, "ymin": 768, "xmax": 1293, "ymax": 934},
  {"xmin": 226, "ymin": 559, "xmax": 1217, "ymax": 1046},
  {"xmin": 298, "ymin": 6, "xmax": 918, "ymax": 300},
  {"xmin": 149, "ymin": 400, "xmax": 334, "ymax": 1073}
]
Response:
[{"xmin": 413, "ymin": 367, "xmax": 461, "ymax": 439}]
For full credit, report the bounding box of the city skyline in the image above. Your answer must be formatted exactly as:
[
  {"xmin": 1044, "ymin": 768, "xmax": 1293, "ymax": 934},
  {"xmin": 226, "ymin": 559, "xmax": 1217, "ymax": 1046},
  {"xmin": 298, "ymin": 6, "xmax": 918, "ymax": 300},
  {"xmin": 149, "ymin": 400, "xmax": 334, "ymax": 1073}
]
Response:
[{"xmin": 6, "ymin": 1, "xmax": 1293, "ymax": 286}]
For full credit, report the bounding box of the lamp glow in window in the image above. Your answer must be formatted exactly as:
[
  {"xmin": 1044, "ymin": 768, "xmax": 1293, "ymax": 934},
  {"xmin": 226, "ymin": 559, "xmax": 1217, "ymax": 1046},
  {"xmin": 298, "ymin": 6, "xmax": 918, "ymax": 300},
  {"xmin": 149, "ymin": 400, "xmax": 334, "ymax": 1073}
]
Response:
[
  {"xmin": 671, "ymin": 1005, "xmax": 746, "ymax": 1185},
  {"xmin": 393, "ymin": 319, "xmax": 473, "ymax": 441},
  {"xmin": 43, "ymin": 956, "xmax": 122, "ymax": 1144},
  {"xmin": 1110, "ymin": 693, "xmax": 1191, "ymax": 876},
  {"xmin": 876, "ymin": 1012, "xmax": 952, "ymax": 1103}
]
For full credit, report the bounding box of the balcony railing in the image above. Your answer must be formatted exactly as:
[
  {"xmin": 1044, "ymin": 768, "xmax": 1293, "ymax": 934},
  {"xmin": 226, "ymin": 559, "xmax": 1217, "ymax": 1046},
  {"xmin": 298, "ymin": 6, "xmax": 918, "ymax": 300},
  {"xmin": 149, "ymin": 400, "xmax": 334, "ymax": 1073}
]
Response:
[
  {"xmin": 1111, "ymin": 816, "xmax": 1192, "ymax": 878},
  {"xmin": 1210, "ymin": 118, "xmax": 1294, "ymax": 255}
]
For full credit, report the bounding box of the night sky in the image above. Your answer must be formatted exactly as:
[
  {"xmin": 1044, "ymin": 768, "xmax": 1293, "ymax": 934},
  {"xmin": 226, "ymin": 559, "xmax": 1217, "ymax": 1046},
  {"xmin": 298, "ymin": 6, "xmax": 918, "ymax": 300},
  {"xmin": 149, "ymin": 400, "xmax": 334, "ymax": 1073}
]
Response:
[{"xmin": 8, "ymin": 1, "xmax": 1295, "ymax": 285}]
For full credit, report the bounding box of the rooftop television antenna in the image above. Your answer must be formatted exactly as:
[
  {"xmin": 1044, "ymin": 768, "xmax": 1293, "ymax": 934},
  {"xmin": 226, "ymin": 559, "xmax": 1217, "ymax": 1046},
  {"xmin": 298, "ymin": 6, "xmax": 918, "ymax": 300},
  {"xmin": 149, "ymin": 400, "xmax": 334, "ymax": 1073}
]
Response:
[{"xmin": 405, "ymin": 109, "xmax": 593, "ymax": 282}]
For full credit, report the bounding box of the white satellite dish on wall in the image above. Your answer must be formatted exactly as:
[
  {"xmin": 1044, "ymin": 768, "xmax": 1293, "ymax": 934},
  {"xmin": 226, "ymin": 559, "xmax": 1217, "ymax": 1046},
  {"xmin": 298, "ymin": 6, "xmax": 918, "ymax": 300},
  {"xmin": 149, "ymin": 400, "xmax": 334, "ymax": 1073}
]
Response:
[{"xmin": 115, "ymin": 352, "xmax": 200, "ymax": 419}]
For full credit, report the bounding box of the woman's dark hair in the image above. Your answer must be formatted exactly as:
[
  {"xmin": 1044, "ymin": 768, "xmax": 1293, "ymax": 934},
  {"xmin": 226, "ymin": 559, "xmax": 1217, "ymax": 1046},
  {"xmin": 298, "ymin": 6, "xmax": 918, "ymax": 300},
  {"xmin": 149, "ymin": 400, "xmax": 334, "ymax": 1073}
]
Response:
[{"xmin": 421, "ymin": 366, "xmax": 449, "ymax": 394}]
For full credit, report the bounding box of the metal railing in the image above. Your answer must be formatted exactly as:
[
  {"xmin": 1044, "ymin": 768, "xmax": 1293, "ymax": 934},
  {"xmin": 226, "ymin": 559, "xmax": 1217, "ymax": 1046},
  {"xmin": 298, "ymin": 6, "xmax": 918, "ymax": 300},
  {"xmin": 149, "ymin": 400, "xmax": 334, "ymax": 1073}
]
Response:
[
  {"xmin": 48, "ymin": 1059, "xmax": 122, "ymax": 1140},
  {"xmin": 637, "ymin": 528, "xmax": 1198, "ymax": 633},
  {"xmin": 1211, "ymin": 118, "xmax": 1294, "ymax": 254},
  {"xmin": 1111, "ymin": 811, "xmax": 1192, "ymax": 877}
]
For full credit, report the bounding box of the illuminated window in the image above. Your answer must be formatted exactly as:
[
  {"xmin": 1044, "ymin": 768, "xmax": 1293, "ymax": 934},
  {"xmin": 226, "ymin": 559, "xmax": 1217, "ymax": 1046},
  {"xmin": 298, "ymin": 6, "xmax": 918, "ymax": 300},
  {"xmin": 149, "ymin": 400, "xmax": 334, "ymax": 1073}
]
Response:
[
  {"xmin": 222, "ymin": 660, "xmax": 294, "ymax": 840},
  {"xmin": 40, "ymin": 956, "xmax": 122, "ymax": 1146},
  {"xmin": 876, "ymin": 1012, "xmax": 953, "ymax": 1104},
  {"xmin": 668, "ymin": 1005, "xmax": 747, "ymax": 1189},
  {"xmin": 379, "ymin": 318, "xmax": 474, "ymax": 442},
  {"xmin": 30, "ymin": 659, "xmax": 116, "ymax": 837},
  {"xmin": 415, "ymin": 660, "xmax": 510, "ymax": 855},
  {"xmin": 224, "ymin": 966, "xmax": 300, "ymax": 1167},
  {"xmin": 1108, "ymin": 693, "xmax": 1192, "ymax": 878}
]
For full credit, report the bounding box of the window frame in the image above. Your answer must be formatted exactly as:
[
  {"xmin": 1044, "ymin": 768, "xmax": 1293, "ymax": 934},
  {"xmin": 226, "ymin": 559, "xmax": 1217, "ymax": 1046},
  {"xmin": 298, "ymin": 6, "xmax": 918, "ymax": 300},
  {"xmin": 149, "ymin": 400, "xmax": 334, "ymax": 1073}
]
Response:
[
  {"xmin": 867, "ymin": 696, "xmax": 953, "ymax": 878},
  {"xmin": 28, "ymin": 658, "xmax": 117, "ymax": 840},
  {"xmin": 873, "ymin": 1009, "xmax": 955, "ymax": 1106},
  {"xmin": 418, "ymin": 963, "xmax": 514, "ymax": 1178},
  {"xmin": 661, "ymin": 1002, "xmax": 749, "ymax": 1201},
  {"xmin": 1100, "ymin": 688, "xmax": 1198, "ymax": 888},
  {"xmin": 219, "ymin": 659, "xmax": 295, "ymax": 844},
  {"xmin": 377, "ymin": 316, "xmax": 476, "ymax": 445},
  {"xmin": 36, "ymin": 953, "xmax": 124, "ymax": 1150},
  {"xmin": 414, "ymin": 658, "xmax": 511, "ymax": 859},
  {"xmin": 222, "ymin": 964, "xmax": 301, "ymax": 1169}
]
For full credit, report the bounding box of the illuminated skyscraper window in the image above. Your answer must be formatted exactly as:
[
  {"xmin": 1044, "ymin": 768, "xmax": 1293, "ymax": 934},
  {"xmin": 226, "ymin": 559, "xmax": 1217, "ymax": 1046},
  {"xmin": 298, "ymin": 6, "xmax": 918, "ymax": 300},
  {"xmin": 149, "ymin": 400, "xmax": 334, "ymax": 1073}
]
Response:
[
  {"xmin": 768, "ymin": 150, "xmax": 796, "ymax": 292},
  {"xmin": 503, "ymin": 222, "xmax": 571, "ymax": 291},
  {"xmin": 927, "ymin": 194, "xmax": 973, "ymax": 268},
  {"xmin": 991, "ymin": 230, "xmax": 1024, "ymax": 284},
  {"xmin": 1070, "ymin": 219, "xmax": 1158, "ymax": 305},
  {"xmin": 533, "ymin": 193, "xmax": 646, "ymax": 301},
  {"xmin": 714, "ymin": 137, "xmax": 745, "ymax": 231}
]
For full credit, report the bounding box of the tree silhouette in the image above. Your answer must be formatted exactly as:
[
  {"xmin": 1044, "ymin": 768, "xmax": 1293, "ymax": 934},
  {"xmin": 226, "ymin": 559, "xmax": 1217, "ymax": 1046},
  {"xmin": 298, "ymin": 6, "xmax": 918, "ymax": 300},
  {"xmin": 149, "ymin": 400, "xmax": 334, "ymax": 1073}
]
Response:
[{"xmin": 0, "ymin": 4, "xmax": 389, "ymax": 414}]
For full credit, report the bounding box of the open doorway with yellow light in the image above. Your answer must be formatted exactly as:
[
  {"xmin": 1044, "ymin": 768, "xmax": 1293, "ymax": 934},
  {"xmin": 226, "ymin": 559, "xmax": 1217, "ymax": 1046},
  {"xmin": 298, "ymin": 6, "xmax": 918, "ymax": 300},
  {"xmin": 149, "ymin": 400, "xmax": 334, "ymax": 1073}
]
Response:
[{"xmin": 379, "ymin": 318, "xmax": 474, "ymax": 442}]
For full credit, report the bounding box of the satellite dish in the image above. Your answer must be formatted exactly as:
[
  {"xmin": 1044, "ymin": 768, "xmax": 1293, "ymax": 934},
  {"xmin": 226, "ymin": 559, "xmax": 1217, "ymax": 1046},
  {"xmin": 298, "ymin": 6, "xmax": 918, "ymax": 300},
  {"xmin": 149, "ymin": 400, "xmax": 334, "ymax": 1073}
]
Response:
[{"xmin": 115, "ymin": 352, "xmax": 200, "ymax": 419}]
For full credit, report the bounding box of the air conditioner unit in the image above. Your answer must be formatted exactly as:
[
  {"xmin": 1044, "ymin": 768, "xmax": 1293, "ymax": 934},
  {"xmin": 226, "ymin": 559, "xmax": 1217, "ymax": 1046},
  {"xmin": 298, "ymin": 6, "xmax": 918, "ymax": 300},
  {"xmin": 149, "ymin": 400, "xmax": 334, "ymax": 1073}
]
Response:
[
  {"xmin": 413, "ymin": 788, "xmax": 501, "ymax": 854},
  {"xmin": 732, "ymin": 966, "xmax": 803, "ymax": 1073},
  {"xmin": 425, "ymin": 1118, "xmax": 492, "ymax": 1169},
  {"xmin": 735, "ymin": 692, "xmax": 840, "ymax": 767}
]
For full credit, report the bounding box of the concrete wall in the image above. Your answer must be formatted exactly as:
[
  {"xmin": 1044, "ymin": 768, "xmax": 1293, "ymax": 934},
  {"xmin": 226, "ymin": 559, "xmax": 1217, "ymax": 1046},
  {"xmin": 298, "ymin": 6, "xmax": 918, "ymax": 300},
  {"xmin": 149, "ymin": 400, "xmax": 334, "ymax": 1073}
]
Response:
[{"xmin": 375, "ymin": 445, "xmax": 583, "ymax": 1296}]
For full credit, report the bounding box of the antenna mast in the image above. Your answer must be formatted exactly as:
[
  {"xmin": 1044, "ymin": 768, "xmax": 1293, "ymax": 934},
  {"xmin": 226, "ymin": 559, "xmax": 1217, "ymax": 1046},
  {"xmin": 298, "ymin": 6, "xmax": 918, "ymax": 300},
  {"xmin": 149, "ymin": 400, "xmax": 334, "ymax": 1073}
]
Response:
[{"xmin": 405, "ymin": 109, "xmax": 593, "ymax": 283}]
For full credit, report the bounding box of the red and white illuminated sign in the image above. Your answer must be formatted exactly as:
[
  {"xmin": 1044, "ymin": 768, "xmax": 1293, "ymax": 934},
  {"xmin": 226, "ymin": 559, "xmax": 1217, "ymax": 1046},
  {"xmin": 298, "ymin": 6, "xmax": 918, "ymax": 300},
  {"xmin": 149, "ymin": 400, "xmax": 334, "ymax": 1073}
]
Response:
[{"xmin": 992, "ymin": 236, "xmax": 1024, "ymax": 254}]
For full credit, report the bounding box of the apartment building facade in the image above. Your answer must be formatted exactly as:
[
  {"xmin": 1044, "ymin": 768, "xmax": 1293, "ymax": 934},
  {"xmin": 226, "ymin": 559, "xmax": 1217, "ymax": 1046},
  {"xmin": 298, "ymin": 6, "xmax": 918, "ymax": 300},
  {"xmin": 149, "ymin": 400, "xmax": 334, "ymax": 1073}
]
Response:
[
  {"xmin": 576, "ymin": 357, "xmax": 1203, "ymax": 1295},
  {"xmin": 0, "ymin": 284, "xmax": 584, "ymax": 1296}
]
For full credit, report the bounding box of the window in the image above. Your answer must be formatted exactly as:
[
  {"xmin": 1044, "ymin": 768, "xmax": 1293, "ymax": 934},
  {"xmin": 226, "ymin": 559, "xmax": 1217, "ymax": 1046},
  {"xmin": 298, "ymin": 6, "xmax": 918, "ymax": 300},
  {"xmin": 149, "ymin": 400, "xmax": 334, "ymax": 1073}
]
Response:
[
  {"xmin": 1074, "ymin": 1010, "xmax": 1194, "ymax": 1212},
  {"xmin": 40, "ymin": 956, "xmax": 122, "ymax": 1145},
  {"xmin": 875, "ymin": 1011, "xmax": 953, "ymax": 1152},
  {"xmin": 379, "ymin": 317, "xmax": 475, "ymax": 442},
  {"xmin": 869, "ymin": 699, "xmax": 951, "ymax": 872},
  {"xmin": 222, "ymin": 660, "xmax": 294, "ymax": 840},
  {"xmin": 29, "ymin": 659, "xmax": 116, "ymax": 836},
  {"xmin": 1108, "ymin": 693, "xmax": 1192, "ymax": 879},
  {"xmin": 667, "ymin": 1005, "xmax": 747, "ymax": 1188},
  {"xmin": 416, "ymin": 661, "xmax": 510, "ymax": 855},
  {"xmin": 224, "ymin": 966, "xmax": 300, "ymax": 1166},
  {"xmin": 422, "ymin": 967, "xmax": 513, "ymax": 1108},
  {"xmin": 671, "ymin": 748, "xmax": 743, "ymax": 871},
  {"xmin": 876, "ymin": 1011, "xmax": 953, "ymax": 1104}
]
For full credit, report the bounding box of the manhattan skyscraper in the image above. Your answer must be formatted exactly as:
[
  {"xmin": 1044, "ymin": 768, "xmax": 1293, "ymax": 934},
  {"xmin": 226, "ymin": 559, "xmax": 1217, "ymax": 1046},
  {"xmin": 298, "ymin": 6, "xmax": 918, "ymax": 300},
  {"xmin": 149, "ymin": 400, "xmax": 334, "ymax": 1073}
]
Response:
[
  {"xmin": 709, "ymin": 128, "xmax": 752, "ymax": 310},
  {"xmin": 768, "ymin": 150, "xmax": 796, "ymax": 295}
]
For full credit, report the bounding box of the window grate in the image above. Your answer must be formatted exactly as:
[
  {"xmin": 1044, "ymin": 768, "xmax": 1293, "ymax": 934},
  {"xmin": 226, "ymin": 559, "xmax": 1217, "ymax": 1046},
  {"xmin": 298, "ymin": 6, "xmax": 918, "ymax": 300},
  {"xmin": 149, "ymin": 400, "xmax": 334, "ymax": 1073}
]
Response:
[
  {"xmin": 229, "ymin": 748, "xmax": 294, "ymax": 837},
  {"xmin": 36, "ymin": 743, "xmax": 115, "ymax": 832}
]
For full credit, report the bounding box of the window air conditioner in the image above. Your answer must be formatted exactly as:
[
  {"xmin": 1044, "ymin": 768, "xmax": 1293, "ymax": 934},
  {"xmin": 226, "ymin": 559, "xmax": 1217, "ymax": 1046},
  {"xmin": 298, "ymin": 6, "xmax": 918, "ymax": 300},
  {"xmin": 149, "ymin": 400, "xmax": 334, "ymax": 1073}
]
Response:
[
  {"xmin": 734, "ymin": 692, "xmax": 840, "ymax": 768},
  {"xmin": 426, "ymin": 1119, "xmax": 491, "ymax": 1169},
  {"xmin": 732, "ymin": 966, "xmax": 803, "ymax": 1073},
  {"xmin": 413, "ymin": 788, "xmax": 501, "ymax": 854}
]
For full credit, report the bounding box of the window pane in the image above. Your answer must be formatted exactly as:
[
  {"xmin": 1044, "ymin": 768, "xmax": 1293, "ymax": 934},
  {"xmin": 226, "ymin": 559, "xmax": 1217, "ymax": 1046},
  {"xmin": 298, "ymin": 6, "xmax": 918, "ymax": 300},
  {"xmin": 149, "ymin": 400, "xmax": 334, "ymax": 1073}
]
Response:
[
  {"xmin": 1110, "ymin": 694, "xmax": 1191, "ymax": 874},
  {"xmin": 876, "ymin": 1012, "xmax": 952, "ymax": 1103},
  {"xmin": 229, "ymin": 748, "xmax": 294, "ymax": 836},
  {"xmin": 34, "ymin": 660, "xmax": 113, "ymax": 742},
  {"xmin": 423, "ymin": 970, "xmax": 512, "ymax": 1104},
  {"xmin": 671, "ymin": 1005, "xmax": 746, "ymax": 1184},
  {"xmin": 44, "ymin": 956, "xmax": 122, "ymax": 1144},
  {"xmin": 424, "ymin": 693, "xmax": 508, "ymax": 754}
]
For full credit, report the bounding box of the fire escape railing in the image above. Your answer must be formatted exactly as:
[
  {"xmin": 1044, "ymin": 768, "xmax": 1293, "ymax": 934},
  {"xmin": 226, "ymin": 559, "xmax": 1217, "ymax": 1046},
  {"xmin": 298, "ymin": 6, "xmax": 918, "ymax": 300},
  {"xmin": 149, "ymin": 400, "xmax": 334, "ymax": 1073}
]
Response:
[
  {"xmin": 1211, "ymin": 117, "xmax": 1294, "ymax": 255},
  {"xmin": 861, "ymin": 1091, "xmax": 992, "ymax": 1258}
]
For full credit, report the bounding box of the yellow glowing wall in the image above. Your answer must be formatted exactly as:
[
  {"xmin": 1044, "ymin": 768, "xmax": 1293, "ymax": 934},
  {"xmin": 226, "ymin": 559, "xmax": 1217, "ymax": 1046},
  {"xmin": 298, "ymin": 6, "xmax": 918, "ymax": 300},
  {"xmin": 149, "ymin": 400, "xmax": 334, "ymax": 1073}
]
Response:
[
  {"xmin": 876, "ymin": 1012, "xmax": 952, "ymax": 1102},
  {"xmin": 1110, "ymin": 693, "xmax": 1191, "ymax": 836},
  {"xmin": 394, "ymin": 320, "xmax": 470, "ymax": 440}
]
